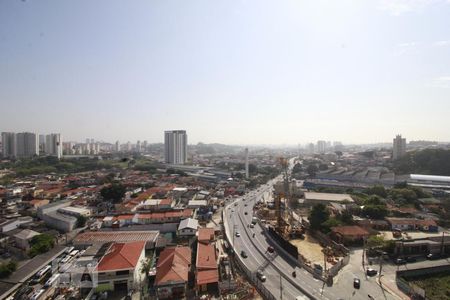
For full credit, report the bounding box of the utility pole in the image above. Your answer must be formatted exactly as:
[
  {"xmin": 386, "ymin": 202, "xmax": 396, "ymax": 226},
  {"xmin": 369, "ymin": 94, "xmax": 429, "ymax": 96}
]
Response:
[{"xmin": 378, "ymin": 251, "xmax": 383, "ymax": 279}]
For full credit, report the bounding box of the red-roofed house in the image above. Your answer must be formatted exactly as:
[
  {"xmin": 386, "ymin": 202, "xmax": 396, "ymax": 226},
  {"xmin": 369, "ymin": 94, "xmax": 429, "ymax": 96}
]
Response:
[
  {"xmin": 96, "ymin": 241, "xmax": 146, "ymax": 292},
  {"xmin": 330, "ymin": 226, "xmax": 369, "ymax": 245},
  {"xmin": 196, "ymin": 241, "xmax": 219, "ymax": 293},
  {"xmin": 155, "ymin": 246, "xmax": 191, "ymax": 299}
]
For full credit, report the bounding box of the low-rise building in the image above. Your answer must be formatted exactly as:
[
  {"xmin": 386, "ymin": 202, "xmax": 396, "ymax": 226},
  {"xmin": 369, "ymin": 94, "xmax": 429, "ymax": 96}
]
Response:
[
  {"xmin": 178, "ymin": 218, "xmax": 199, "ymax": 237},
  {"xmin": 386, "ymin": 217, "xmax": 438, "ymax": 232},
  {"xmin": 155, "ymin": 246, "xmax": 191, "ymax": 299},
  {"xmin": 330, "ymin": 225, "xmax": 369, "ymax": 245},
  {"xmin": 303, "ymin": 192, "xmax": 354, "ymax": 206},
  {"xmin": 96, "ymin": 241, "xmax": 146, "ymax": 292},
  {"xmin": 13, "ymin": 229, "xmax": 40, "ymax": 250}
]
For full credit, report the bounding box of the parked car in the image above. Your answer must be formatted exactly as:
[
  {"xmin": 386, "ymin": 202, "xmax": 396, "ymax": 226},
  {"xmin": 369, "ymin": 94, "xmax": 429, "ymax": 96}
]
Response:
[
  {"xmin": 249, "ymin": 223, "xmax": 254, "ymax": 228},
  {"xmin": 427, "ymin": 253, "xmax": 440, "ymax": 260},
  {"xmin": 395, "ymin": 258, "xmax": 406, "ymax": 265},
  {"xmin": 406, "ymin": 256, "xmax": 417, "ymax": 263},
  {"xmin": 241, "ymin": 250, "xmax": 248, "ymax": 258},
  {"xmin": 353, "ymin": 278, "xmax": 361, "ymax": 289},
  {"xmin": 366, "ymin": 268, "xmax": 377, "ymax": 276},
  {"xmin": 267, "ymin": 246, "xmax": 275, "ymax": 253}
]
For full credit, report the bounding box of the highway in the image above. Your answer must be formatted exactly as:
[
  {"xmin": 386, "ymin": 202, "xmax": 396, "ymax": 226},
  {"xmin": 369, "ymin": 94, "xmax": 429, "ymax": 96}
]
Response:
[{"xmin": 224, "ymin": 176, "xmax": 399, "ymax": 300}]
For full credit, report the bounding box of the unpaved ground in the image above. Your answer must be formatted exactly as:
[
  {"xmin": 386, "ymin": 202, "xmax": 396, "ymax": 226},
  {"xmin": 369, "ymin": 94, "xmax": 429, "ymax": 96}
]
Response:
[{"xmin": 291, "ymin": 235, "xmax": 325, "ymax": 266}]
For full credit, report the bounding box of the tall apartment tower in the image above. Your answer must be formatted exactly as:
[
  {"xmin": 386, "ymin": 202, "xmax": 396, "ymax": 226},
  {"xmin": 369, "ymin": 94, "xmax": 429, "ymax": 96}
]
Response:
[
  {"xmin": 45, "ymin": 133, "xmax": 63, "ymax": 159},
  {"xmin": 164, "ymin": 130, "xmax": 187, "ymax": 164},
  {"xmin": 16, "ymin": 132, "xmax": 38, "ymax": 158},
  {"xmin": 115, "ymin": 141, "xmax": 120, "ymax": 152},
  {"xmin": 317, "ymin": 140, "xmax": 326, "ymax": 154},
  {"xmin": 1, "ymin": 132, "xmax": 17, "ymax": 158},
  {"xmin": 393, "ymin": 134, "xmax": 406, "ymax": 160},
  {"xmin": 244, "ymin": 148, "xmax": 249, "ymax": 179}
]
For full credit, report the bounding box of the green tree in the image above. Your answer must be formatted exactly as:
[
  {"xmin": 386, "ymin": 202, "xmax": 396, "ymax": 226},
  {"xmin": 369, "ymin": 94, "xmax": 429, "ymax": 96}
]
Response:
[
  {"xmin": 321, "ymin": 218, "xmax": 342, "ymax": 233},
  {"xmin": 366, "ymin": 235, "xmax": 385, "ymax": 249},
  {"xmin": 100, "ymin": 183, "xmax": 126, "ymax": 203},
  {"xmin": 309, "ymin": 204, "xmax": 330, "ymax": 231},
  {"xmin": 29, "ymin": 234, "xmax": 55, "ymax": 257},
  {"xmin": 0, "ymin": 261, "xmax": 17, "ymax": 278},
  {"xmin": 367, "ymin": 185, "xmax": 387, "ymax": 198},
  {"xmin": 306, "ymin": 164, "xmax": 319, "ymax": 177},
  {"xmin": 362, "ymin": 205, "xmax": 388, "ymax": 219}
]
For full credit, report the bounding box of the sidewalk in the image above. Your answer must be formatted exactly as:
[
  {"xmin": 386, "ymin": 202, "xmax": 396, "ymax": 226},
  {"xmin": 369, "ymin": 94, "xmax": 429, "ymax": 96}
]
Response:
[{"xmin": 379, "ymin": 275, "xmax": 410, "ymax": 300}]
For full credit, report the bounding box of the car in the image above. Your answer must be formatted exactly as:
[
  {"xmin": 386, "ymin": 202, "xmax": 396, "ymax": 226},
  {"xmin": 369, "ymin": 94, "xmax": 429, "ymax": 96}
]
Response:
[
  {"xmin": 395, "ymin": 258, "xmax": 406, "ymax": 265},
  {"xmin": 353, "ymin": 278, "xmax": 360, "ymax": 289},
  {"xmin": 241, "ymin": 250, "xmax": 248, "ymax": 258},
  {"xmin": 234, "ymin": 202, "xmax": 238, "ymax": 206},
  {"xmin": 256, "ymin": 270, "xmax": 266, "ymax": 282},
  {"xmin": 267, "ymin": 246, "xmax": 275, "ymax": 253},
  {"xmin": 366, "ymin": 268, "xmax": 377, "ymax": 276},
  {"xmin": 244, "ymin": 212, "xmax": 248, "ymax": 215},
  {"xmin": 244, "ymin": 203, "xmax": 247, "ymax": 206},
  {"xmin": 249, "ymin": 223, "xmax": 254, "ymax": 228},
  {"xmin": 406, "ymin": 256, "xmax": 417, "ymax": 263},
  {"xmin": 427, "ymin": 253, "xmax": 440, "ymax": 260},
  {"xmin": 235, "ymin": 232, "xmax": 240, "ymax": 237}
]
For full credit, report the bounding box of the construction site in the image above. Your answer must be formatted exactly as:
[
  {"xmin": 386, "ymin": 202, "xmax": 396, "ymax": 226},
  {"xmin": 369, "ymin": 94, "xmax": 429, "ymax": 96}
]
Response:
[{"xmin": 253, "ymin": 158, "xmax": 345, "ymax": 274}]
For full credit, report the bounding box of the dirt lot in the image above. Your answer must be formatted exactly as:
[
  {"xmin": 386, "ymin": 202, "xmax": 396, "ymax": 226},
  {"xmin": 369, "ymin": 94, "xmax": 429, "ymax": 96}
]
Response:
[{"xmin": 291, "ymin": 235, "xmax": 325, "ymax": 266}]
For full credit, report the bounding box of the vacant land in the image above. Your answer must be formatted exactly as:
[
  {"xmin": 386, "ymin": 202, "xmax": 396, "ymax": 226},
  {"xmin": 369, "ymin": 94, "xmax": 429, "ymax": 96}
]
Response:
[
  {"xmin": 291, "ymin": 235, "xmax": 325, "ymax": 266},
  {"xmin": 409, "ymin": 272, "xmax": 450, "ymax": 300}
]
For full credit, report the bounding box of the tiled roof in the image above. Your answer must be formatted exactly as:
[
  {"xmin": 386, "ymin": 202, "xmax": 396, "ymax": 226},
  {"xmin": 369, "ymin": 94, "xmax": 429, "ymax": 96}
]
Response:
[
  {"xmin": 196, "ymin": 242, "xmax": 216, "ymax": 270},
  {"xmin": 74, "ymin": 231, "xmax": 159, "ymax": 244},
  {"xmin": 155, "ymin": 246, "xmax": 191, "ymax": 285},
  {"xmin": 97, "ymin": 241, "xmax": 145, "ymax": 271},
  {"xmin": 331, "ymin": 225, "xmax": 369, "ymax": 236},
  {"xmin": 197, "ymin": 228, "xmax": 215, "ymax": 243},
  {"xmin": 197, "ymin": 269, "xmax": 219, "ymax": 286}
]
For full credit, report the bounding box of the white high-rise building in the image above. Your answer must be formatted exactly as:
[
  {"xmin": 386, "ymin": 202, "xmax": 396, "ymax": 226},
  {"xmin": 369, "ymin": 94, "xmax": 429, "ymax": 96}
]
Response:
[
  {"xmin": 45, "ymin": 133, "xmax": 63, "ymax": 159},
  {"xmin": 115, "ymin": 141, "xmax": 120, "ymax": 152},
  {"xmin": 136, "ymin": 140, "xmax": 141, "ymax": 153},
  {"xmin": 393, "ymin": 134, "xmax": 406, "ymax": 160},
  {"xmin": 244, "ymin": 148, "xmax": 249, "ymax": 179},
  {"xmin": 1, "ymin": 132, "xmax": 17, "ymax": 158},
  {"xmin": 164, "ymin": 130, "xmax": 187, "ymax": 164},
  {"xmin": 317, "ymin": 140, "xmax": 326, "ymax": 154},
  {"xmin": 16, "ymin": 132, "xmax": 38, "ymax": 158},
  {"xmin": 308, "ymin": 143, "xmax": 315, "ymax": 154}
]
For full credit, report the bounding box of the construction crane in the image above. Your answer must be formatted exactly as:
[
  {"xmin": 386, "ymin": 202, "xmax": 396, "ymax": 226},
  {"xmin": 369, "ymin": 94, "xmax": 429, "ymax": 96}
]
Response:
[{"xmin": 274, "ymin": 157, "xmax": 290, "ymax": 236}]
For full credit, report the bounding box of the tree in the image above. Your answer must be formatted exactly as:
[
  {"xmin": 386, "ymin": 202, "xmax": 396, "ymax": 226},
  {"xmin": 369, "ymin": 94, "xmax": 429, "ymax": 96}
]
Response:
[
  {"xmin": 367, "ymin": 185, "xmax": 387, "ymax": 198},
  {"xmin": 366, "ymin": 235, "xmax": 385, "ymax": 249},
  {"xmin": 321, "ymin": 218, "xmax": 342, "ymax": 233},
  {"xmin": 292, "ymin": 163, "xmax": 303, "ymax": 174},
  {"xmin": 339, "ymin": 210, "xmax": 354, "ymax": 225},
  {"xmin": 100, "ymin": 183, "xmax": 126, "ymax": 203},
  {"xmin": 309, "ymin": 204, "xmax": 330, "ymax": 231},
  {"xmin": 77, "ymin": 215, "xmax": 87, "ymax": 228},
  {"xmin": 29, "ymin": 234, "xmax": 55, "ymax": 257},
  {"xmin": 362, "ymin": 205, "xmax": 388, "ymax": 219},
  {"xmin": 306, "ymin": 164, "xmax": 319, "ymax": 177},
  {"xmin": 0, "ymin": 261, "xmax": 17, "ymax": 278}
]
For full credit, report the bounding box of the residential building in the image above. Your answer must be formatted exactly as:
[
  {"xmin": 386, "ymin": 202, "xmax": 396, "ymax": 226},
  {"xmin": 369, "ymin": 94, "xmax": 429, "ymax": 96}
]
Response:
[
  {"xmin": 177, "ymin": 218, "xmax": 199, "ymax": 237},
  {"xmin": 155, "ymin": 246, "xmax": 191, "ymax": 299},
  {"xmin": 37, "ymin": 200, "xmax": 77, "ymax": 232},
  {"xmin": 317, "ymin": 140, "xmax": 326, "ymax": 154},
  {"xmin": 115, "ymin": 141, "xmax": 120, "ymax": 152},
  {"xmin": 330, "ymin": 225, "xmax": 369, "ymax": 245},
  {"xmin": 164, "ymin": 130, "xmax": 187, "ymax": 164},
  {"xmin": 74, "ymin": 231, "xmax": 159, "ymax": 249},
  {"xmin": 13, "ymin": 229, "xmax": 40, "ymax": 250},
  {"xmin": 45, "ymin": 133, "xmax": 63, "ymax": 159},
  {"xmin": 16, "ymin": 132, "xmax": 38, "ymax": 158},
  {"xmin": 196, "ymin": 228, "xmax": 218, "ymax": 293},
  {"xmin": 1, "ymin": 132, "xmax": 16, "ymax": 158},
  {"xmin": 393, "ymin": 134, "xmax": 406, "ymax": 160},
  {"xmin": 386, "ymin": 217, "xmax": 438, "ymax": 232},
  {"xmin": 96, "ymin": 241, "xmax": 146, "ymax": 292},
  {"xmin": 303, "ymin": 192, "xmax": 354, "ymax": 206}
]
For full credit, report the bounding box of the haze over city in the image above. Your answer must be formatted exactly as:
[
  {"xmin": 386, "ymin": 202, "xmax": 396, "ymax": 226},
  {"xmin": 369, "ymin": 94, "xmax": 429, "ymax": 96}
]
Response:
[{"xmin": 1, "ymin": 0, "xmax": 449, "ymax": 145}]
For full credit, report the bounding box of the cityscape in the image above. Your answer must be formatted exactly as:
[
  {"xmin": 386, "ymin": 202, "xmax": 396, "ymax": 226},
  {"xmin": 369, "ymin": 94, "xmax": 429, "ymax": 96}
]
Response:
[{"xmin": 1, "ymin": 1, "xmax": 450, "ymax": 300}]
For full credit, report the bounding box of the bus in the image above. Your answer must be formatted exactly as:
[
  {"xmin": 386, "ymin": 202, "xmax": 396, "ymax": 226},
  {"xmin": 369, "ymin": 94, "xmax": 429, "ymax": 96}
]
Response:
[
  {"xmin": 69, "ymin": 250, "xmax": 79, "ymax": 257},
  {"xmin": 44, "ymin": 274, "xmax": 60, "ymax": 289},
  {"xmin": 30, "ymin": 289, "xmax": 45, "ymax": 300},
  {"xmin": 65, "ymin": 246, "xmax": 74, "ymax": 254},
  {"xmin": 32, "ymin": 265, "xmax": 52, "ymax": 284}
]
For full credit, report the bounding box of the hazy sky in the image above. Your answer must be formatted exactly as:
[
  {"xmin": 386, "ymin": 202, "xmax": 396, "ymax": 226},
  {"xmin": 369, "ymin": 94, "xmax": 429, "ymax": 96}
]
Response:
[{"xmin": 1, "ymin": 0, "xmax": 449, "ymax": 145}]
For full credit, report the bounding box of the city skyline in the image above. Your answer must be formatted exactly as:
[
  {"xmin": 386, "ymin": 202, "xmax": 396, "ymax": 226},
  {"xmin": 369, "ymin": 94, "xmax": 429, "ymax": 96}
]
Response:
[{"xmin": 1, "ymin": 1, "xmax": 449, "ymax": 144}]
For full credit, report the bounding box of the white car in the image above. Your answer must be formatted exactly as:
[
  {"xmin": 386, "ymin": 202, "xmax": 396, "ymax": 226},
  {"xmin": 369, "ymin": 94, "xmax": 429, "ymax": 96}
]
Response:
[{"xmin": 235, "ymin": 232, "xmax": 241, "ymax": 237}]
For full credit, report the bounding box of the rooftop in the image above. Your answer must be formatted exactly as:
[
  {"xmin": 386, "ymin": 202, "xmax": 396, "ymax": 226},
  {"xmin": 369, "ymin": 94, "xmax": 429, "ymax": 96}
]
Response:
[
  {"xmin": 304, "ymin": 192, "xmax": 354, "ymax": 203},
  {"xmin": 155, "ymin": 246, "xmax": 191, "ymax": 285},
  {"xmin": 97, "ymin": 241, "xmax": 146, "ymax": 271},
  {"xmin": 331, "ymin": 225, "xmax": 369, "ymax": 236}
]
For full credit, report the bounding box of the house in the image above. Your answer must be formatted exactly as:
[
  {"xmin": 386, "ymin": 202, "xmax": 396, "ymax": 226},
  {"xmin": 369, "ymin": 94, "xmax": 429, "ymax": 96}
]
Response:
[
  {"xmin": 13, "ymin": 229, "xmax": 40, "ymax": 250},
  {"xmin": 196, "ymin": 228, "xmax": 218, "ymax": 293},
  {"xmin": 96, "ymin": 241, "xmax": 146, "ymax": 292},
  {"xmin": 177, "ymin": 218, "xmax": 199, "ymax": 237},
  {"xmin": 330, "ymin": 226, "xmax": 369, "ymax": 245},
  {"xmin": 155, "ymin": 246, "xmax": 191, "ymax": 299},
  {"xmin": 303, "ymin": 192, "xmax": 354, "ymax": 206},
  {"xmin": 386, "ymin": 217, "xmax": 439, "ymax": 232}
]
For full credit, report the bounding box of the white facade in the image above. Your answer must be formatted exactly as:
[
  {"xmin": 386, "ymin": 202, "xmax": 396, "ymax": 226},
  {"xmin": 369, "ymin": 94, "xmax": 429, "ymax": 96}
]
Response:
[
  {"xmin": 16, "ymin": 132, "xmax": 38, "ymax": 158},
  {"xmin": 45, "ymin": 133, "xmax": 63, "ymax": 159},
  {"xmin": 393, "ymin": 134, "xmax": 406, "ymax": 160},
  {"xmin": 317, "ymin": 140, "xmax": 326, "ymax": 154},
  {"xmin": 1, "ymin": 132, "xmax": 17, "ymax": 158},
  {"xmin": 164, "ymin": 130, "xmax": 187, "ymax": 164}
]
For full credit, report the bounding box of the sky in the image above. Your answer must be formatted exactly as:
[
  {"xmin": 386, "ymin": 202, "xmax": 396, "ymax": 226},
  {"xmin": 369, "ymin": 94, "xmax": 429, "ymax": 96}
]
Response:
[{"xmin": 0, "ymin": 0, "xmax": 449, "ymax": 145}]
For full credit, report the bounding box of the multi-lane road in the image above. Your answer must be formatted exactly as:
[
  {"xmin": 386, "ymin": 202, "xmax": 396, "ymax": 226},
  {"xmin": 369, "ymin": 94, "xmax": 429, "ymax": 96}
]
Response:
[{"xmin": 223, "ymin": 177, "xmax": 399, "ymax": 300}]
